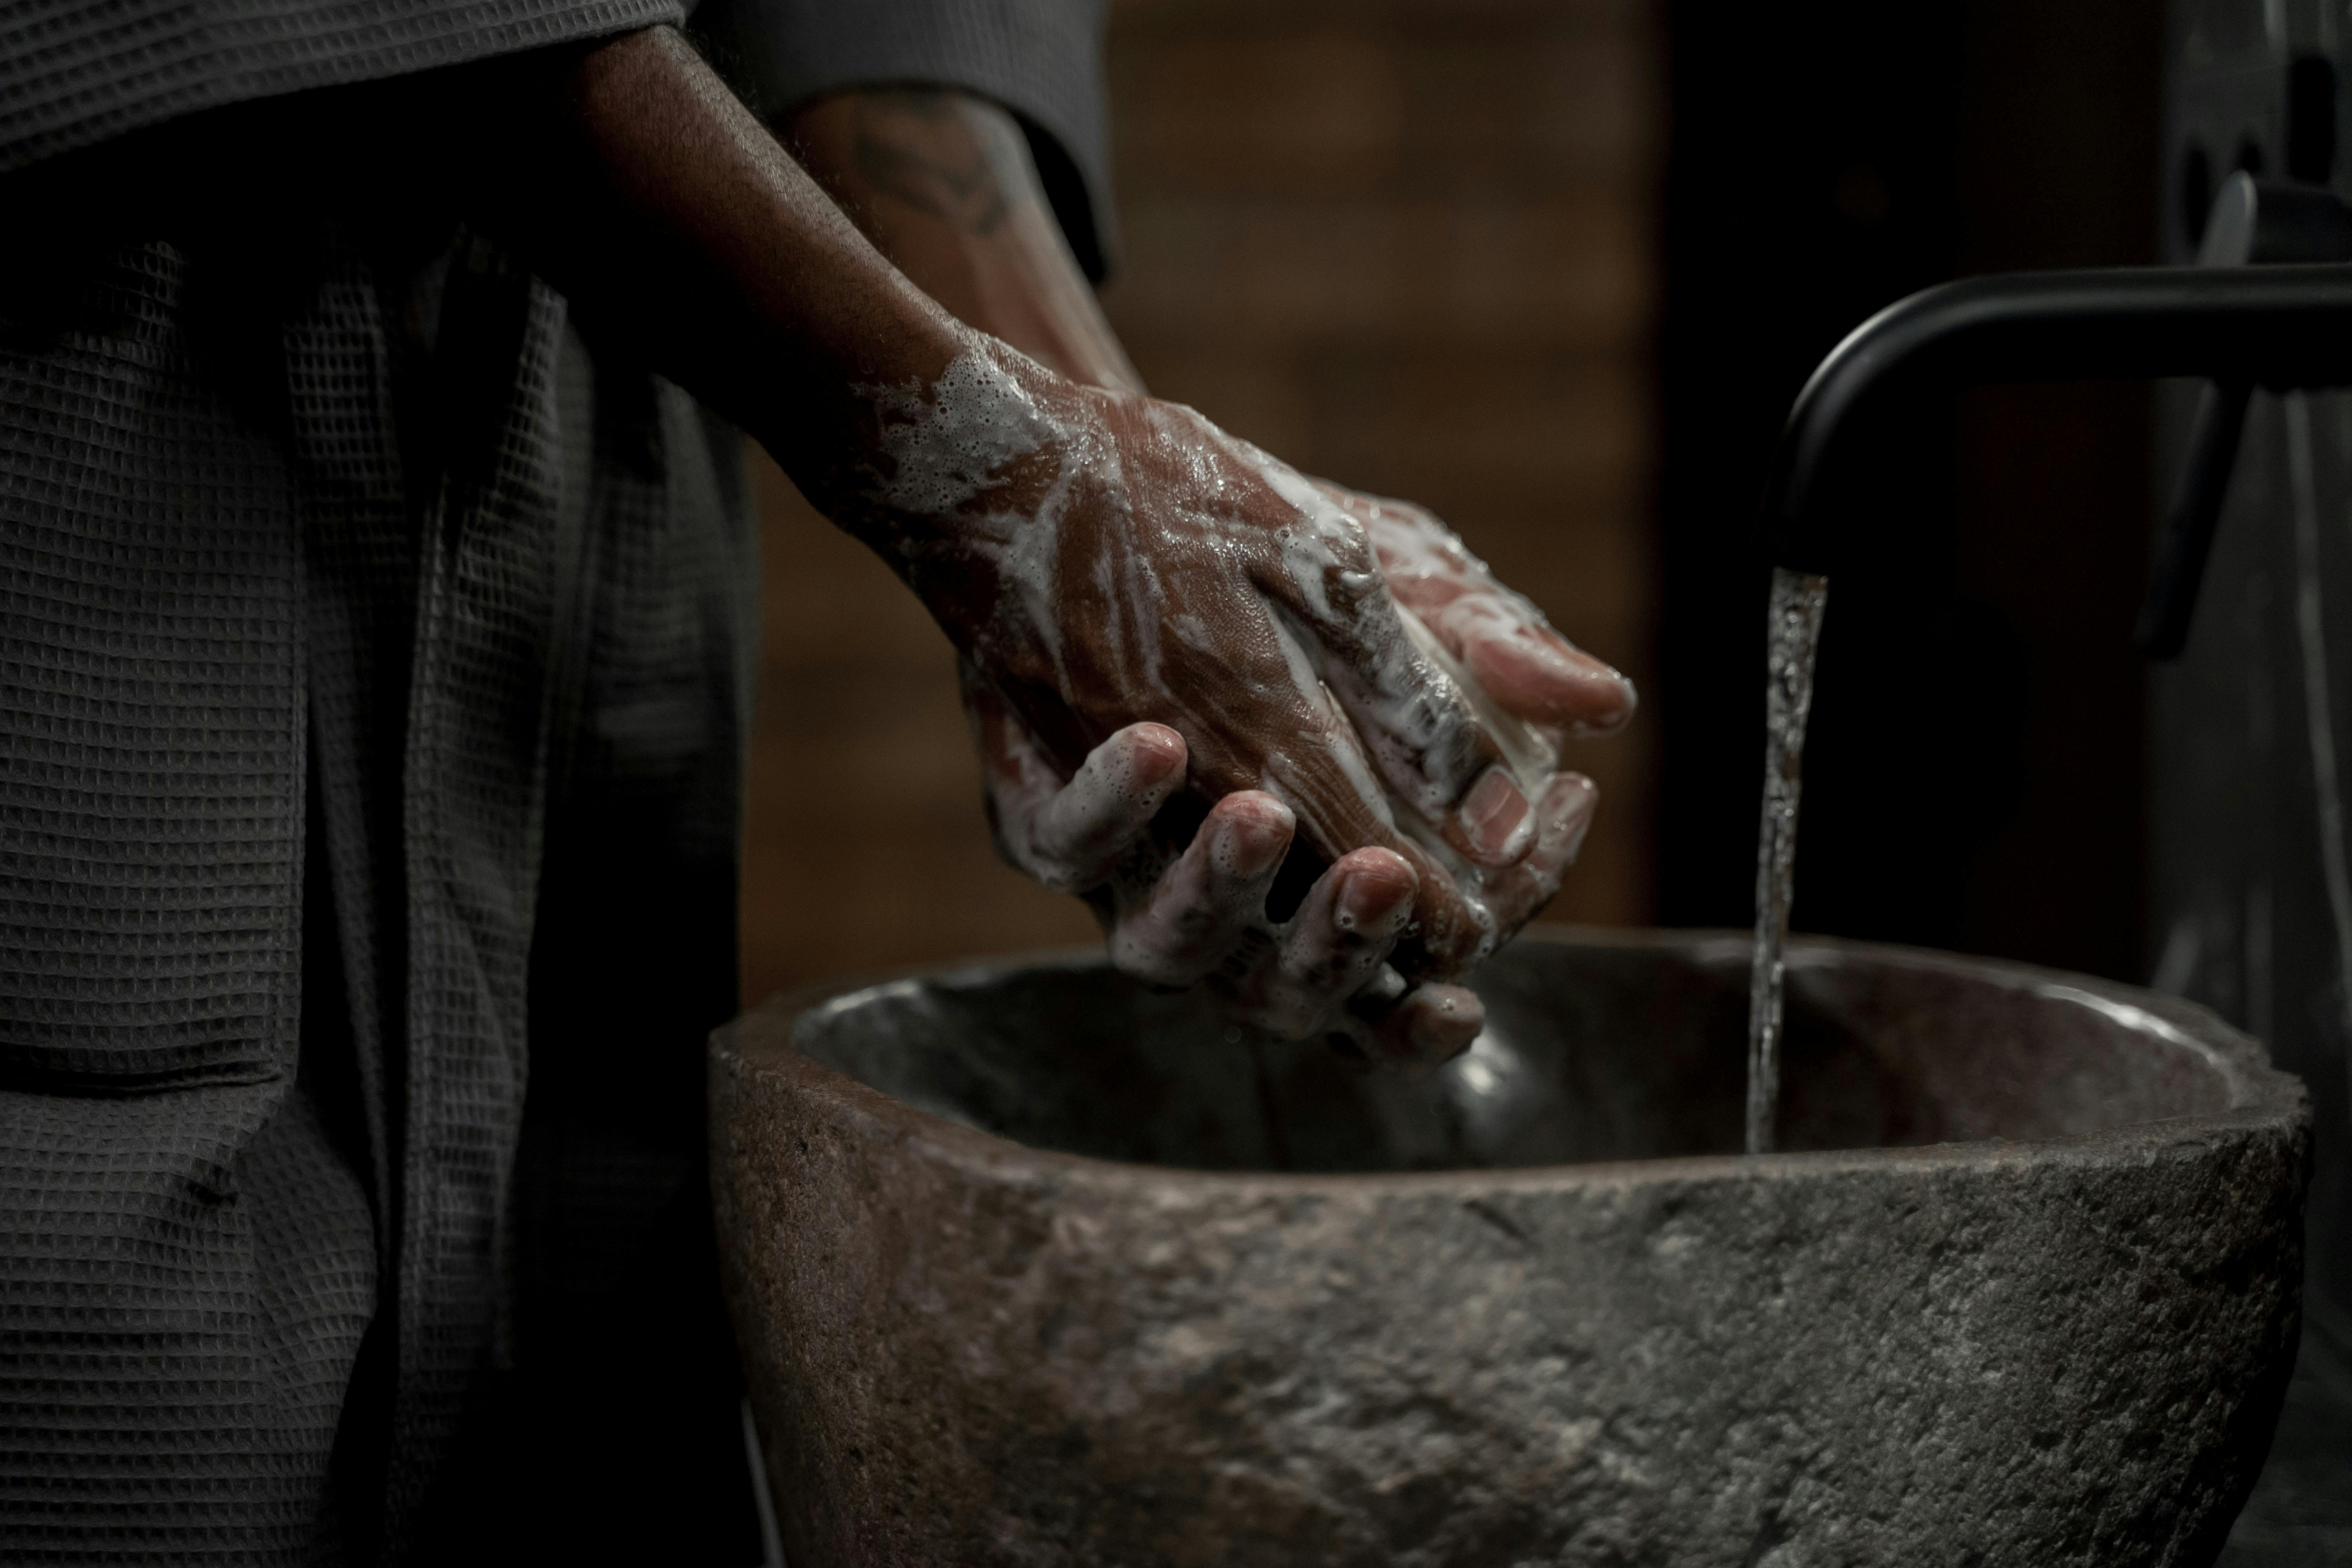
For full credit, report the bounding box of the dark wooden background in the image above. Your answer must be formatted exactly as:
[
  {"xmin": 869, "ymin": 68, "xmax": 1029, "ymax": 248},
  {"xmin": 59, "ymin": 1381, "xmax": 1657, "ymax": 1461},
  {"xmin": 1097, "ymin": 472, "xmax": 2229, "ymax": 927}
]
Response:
[{"xmin": 1655, "ymin": 0, "xmax": 2163, "ymax": 982}]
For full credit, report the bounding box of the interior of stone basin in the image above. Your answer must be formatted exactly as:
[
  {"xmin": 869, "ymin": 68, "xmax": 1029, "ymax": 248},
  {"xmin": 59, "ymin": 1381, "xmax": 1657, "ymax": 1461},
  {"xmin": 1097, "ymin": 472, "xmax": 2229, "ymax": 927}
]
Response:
[{"xmin": 786, "ymin": 933, "xmax": 2243, "ymax": 1174}]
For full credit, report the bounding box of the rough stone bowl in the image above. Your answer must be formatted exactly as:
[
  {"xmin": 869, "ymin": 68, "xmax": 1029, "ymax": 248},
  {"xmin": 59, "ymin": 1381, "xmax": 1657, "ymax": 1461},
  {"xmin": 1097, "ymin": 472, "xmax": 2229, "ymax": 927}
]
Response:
[{"xmin": 710, "ymin": 928, "xmax": 2312, "ymax": 1567}]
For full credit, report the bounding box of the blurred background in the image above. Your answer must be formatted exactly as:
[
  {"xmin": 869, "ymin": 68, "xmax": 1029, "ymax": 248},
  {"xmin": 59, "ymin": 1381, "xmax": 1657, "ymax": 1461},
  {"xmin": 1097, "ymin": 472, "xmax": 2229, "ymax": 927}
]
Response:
[{"xmin": 739, "ymin": 0, "xmax": 2158, "ymax": 1006}]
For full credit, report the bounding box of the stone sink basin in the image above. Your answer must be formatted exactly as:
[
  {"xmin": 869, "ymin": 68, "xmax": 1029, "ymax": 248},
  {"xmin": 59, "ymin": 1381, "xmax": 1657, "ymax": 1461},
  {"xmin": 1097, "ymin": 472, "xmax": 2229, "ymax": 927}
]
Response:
[{"xmin": 710, "ymin": 928, "xmax": 2311, "ymax": 1567}]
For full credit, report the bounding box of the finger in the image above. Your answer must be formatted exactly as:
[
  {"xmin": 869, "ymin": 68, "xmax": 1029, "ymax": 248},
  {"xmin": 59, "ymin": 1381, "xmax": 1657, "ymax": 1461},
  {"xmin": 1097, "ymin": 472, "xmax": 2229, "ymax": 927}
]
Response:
[
  {"xmin": 1169, "ymin": 680, "xmax": 1501, "ymax": 989},
  {"xmin": 1350, "ymin": 980, "xmax": 1486, "ymax": 1068},
  {"xmin": 1380, "ymin": 835, "xmax": 1503, "ymax": 981},
  {"xmin": 1339, "ymin": 486, "xmax": 1637, "ymax": 736},
  {"xmin": 1169, "ymin": 654, "xmax": 1512, "ymax": 979},
  {"xmin": 1222, "ymin": 848, "xmax": 1417, "ymax": 1038},
  {"xmin": 1373, "ymin": 772, "xmax": 1595, "ymax": 982},
  {"xmin": 1107, "ymin": 791, "xmax": 1294, "ymax": 986},
  {"xmin": 1022, "ymin": 721, "xmax": 1188, "ymax": 890},
  {"xmin": 1444, "ymin": 603, "xmax": 1637, "ymax": 736},
  {"xmin": 1333, "ymin": 618, "xmax": 1538, "ymax": 869},
  {"xmin": 1234, "ymin": 464, "xmax": 1532, "ymax": 870},
  {"xmin": 1290, "ymin": 600, "xmax": 1537, "ymax": 871},
  {"xmin": 1475, "ymin": 772, "xmax": 1600, "ymax": 942}
]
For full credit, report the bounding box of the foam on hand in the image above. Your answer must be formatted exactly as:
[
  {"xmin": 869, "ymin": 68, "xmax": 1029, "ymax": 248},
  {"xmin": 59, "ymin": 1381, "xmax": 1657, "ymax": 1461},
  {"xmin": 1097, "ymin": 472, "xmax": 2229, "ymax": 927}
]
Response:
[{"xmin": 844, "ymin": 329, "xmax": 1580, "ymax": 984}]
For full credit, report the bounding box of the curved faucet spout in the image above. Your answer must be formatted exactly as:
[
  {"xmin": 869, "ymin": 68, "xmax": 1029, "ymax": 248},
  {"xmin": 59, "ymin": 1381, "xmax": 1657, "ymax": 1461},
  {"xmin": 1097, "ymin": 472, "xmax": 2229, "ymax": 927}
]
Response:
[{"xmin": 1764, "ymin": 263, "xmax": 2352, "ymax": 575}]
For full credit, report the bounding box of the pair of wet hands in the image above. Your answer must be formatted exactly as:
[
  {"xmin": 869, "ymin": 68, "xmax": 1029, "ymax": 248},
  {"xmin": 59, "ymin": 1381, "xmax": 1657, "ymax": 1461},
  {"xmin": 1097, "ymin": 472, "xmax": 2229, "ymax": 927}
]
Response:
[{"xmin": 844, "ymin": 336, "xmax": 1636, "ymax": 1068}]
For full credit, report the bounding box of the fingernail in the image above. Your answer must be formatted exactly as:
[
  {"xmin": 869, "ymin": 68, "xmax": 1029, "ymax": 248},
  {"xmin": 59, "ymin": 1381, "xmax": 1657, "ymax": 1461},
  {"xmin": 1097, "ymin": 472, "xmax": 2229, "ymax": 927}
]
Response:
[
  {"xmin": 1460, "ymin": 767, "xmax": 1533, "ymax": 863},
  {"xmin": 1523, "ymin": 774, "xmax": 1599, "ymax": 867},
  {"xmin": 1126, "ymin": 723, "xmax": 1187, "ymax": 780},
  {"xmin": 1214, "ymin": 803, "xmax": 1291, "ymax": 878},
  {"xmin": 1334, "ymin": 863, "xmax": 1414, "ymax": 935},
  {"xmin": 1542, "ymin": 772, "xmax": 1597, "ymax": 821}
]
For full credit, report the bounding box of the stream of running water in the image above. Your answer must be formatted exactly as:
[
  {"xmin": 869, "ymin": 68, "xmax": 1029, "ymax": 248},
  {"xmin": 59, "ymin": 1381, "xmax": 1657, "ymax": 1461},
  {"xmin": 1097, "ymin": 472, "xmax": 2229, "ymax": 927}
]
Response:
[{"xmin": 1747, "ymin": 568, "xmax": 1830, "ymax": 1155}]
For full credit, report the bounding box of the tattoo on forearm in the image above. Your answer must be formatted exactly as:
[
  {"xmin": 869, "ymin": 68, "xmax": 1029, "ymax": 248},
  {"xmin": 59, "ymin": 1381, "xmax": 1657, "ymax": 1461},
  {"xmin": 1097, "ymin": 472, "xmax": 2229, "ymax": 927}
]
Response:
[{"xmin": 851, "ymin": 90, "xmax": 1021, "ymax": 236}]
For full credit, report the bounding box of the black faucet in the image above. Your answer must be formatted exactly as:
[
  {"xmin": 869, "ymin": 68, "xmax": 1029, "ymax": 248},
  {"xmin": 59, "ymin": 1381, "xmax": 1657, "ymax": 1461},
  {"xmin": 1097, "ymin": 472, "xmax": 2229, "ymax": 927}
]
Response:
[{"xmin": 1762, "ymin": 174, "xmax": 2352, "ymax": 659}]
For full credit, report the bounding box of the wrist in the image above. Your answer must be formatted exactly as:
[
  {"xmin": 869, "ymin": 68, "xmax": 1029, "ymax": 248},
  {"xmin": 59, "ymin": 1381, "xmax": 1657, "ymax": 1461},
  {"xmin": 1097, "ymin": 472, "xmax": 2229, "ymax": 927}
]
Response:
[{"xmin": 822, "ymin": 328, "xmax": 1089, "ymax": 615}]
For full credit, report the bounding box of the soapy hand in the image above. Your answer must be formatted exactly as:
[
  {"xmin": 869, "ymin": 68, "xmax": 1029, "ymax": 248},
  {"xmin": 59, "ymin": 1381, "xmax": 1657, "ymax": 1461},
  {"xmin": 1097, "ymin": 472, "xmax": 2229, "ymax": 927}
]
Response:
[
  {"xmin": 868, "ymin": 335, "xmax": 1633, "ymax": 1060},
  {"xmin": 830, "ymin": 330, "xmax": 1618, "ymax": 1009},
  {"xmin": 958, "ymin": 479, "xmax": 1630, "ymax": 1063},
  {"xmin": 967, "ymin": 666, "xmax": 1604, "ymax": 1063},
  {"xmin": 1319, "ymin": 483, "xmax": 1637, "ymax": 743},
  {"xmin": 419, "ymin": 35, "xmax": 1628, "ymax": 1060}
]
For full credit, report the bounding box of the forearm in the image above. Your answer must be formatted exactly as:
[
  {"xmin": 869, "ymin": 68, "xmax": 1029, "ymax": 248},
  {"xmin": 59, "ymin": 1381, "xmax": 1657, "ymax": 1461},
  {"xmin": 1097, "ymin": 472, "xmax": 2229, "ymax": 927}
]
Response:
[
  {"xmin": 463, "ymin": 29, "xmax": 966, "ymax": 495},
  {"xmin": 781, "ymin": 88, "xmax": 1143, "ymax": 393}
]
